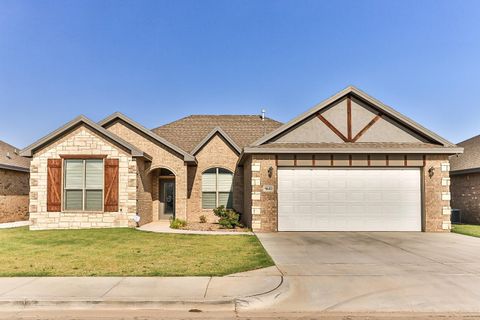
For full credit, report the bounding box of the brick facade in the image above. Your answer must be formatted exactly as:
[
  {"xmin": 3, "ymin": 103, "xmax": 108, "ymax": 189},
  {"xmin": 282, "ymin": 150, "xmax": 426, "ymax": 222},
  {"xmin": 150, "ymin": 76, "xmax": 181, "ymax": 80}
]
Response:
[
  {"xmin": 0, "ymin": 169, "xmax": 29, "ymax": 223},
  {"xmin": 135, "ymin": 157, "xmax": 153, "ymax": 225},
  {"xmin": 28, "ymin": 125, "xmax": 137, "ymax": 230},
  {"xmin": 249, "ymin": 155, "xmax": 278, "ymax": 232},
  {"xmin": 106, "ymin": 121, "xmax": 188, "ymax": 222},
  {"xmin": 245, "ymin": 153, "xmax": 451, "ymax": 232},
  {"xmin": 450, "ymin": 172, "xmax": 480, "ymax": 225},
  {"xmin": 24, "ymin": 117, "xmax": 453, "ymax": 232},
  {"xmin": 424, "ymin": 155, "xmax": 452, "ymax": 232},
  {"xmin": 186, "ymin": 134, "xmax": 243, "ymax": 223}
]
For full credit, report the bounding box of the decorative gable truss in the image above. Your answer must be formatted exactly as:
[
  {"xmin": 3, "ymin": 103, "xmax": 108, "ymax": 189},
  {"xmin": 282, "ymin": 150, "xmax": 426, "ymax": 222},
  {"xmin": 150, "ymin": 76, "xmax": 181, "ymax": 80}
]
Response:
[
  {"xmin": 316, "ymin": 95, "xmax": 382, "ymax": 143},
  {"xmin": 251, "ymin": 86, "xmax": 457, "ymax": 147}
]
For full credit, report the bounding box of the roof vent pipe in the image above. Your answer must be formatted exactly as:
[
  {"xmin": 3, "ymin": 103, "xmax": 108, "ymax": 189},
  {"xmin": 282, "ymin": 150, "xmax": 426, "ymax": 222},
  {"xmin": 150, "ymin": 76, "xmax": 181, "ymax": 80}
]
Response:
[{"xmin": 261, "ymin": 109, "xmax": 266, "ymax": 121}]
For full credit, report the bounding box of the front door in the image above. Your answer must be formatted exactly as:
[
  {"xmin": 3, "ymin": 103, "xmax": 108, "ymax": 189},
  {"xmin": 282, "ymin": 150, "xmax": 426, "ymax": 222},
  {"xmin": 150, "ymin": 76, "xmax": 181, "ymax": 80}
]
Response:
[{"xmin": 160, "ymin": 180, "xmax": 175, "ymax": 218}]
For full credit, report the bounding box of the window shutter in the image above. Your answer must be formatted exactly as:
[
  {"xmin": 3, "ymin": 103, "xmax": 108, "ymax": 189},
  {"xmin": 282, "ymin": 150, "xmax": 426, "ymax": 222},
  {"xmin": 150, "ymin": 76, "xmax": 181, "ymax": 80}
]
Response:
[
  {"xmin": 104, "ymin": 159, "xmax": 119, "ymax": 212},
  {"xmin": 47, "ymin": 159, "xmax": 62, "ymax": 212}
]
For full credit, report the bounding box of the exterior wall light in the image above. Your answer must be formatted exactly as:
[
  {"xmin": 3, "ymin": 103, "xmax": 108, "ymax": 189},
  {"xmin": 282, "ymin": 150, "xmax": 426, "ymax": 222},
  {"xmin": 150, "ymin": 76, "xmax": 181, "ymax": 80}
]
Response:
[
  {"xmin": 268, "ymin": 166, "xmax": 273, "ymax": 178},
  {"xmin": 428, "ymin": 166, "xmax": 435, "ymax": 178}
]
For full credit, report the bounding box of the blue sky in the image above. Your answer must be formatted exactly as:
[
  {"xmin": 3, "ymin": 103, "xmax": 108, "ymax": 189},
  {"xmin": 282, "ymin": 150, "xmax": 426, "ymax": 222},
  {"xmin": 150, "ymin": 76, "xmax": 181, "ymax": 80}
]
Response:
[{"xmin": 1, "ymin": 0, "xmax": 479, "ymax": 148}]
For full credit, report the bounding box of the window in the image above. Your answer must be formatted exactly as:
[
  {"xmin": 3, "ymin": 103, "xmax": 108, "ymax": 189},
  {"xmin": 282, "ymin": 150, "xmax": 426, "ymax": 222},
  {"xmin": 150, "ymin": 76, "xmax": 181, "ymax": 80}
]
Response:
[
  {"xmin": 64, "ymin": 159, "xmax": 103, "ymax": 211},
  {"xmin": 202, "ymin": 168, "xmax": 233, "ymax": 209}
]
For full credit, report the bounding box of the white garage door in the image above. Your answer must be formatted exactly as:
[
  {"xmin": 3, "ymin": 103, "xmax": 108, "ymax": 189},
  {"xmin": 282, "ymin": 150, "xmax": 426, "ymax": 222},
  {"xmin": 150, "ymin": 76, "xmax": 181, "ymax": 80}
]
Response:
[{"xmin": 278, "ymin": 168, "xmax": 422, "ymax": 231}]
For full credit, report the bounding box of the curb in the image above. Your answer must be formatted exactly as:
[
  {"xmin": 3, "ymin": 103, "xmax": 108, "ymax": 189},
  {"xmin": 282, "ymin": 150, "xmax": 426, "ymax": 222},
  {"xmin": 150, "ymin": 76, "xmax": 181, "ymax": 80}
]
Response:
[
  {"xmin": 0, "ymin": 299, "xmax": 235, "ymax": 311},
  {"xmin": 235, "ymin": 276, "xmax": 289, "ymax": 311}
]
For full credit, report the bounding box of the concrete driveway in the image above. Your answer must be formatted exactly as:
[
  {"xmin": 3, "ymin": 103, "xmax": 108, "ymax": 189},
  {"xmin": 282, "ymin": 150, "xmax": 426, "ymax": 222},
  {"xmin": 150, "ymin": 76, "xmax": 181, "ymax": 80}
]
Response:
[{"xmin": 256, "ymin": 232, "xmax": 480, "ymax": 313}]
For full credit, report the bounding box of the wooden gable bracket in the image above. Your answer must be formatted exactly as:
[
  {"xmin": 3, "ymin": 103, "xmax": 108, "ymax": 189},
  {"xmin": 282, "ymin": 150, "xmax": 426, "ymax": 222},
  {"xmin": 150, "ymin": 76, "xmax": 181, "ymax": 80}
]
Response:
[
  {"xmin": 317, "ymin": 114, "xmax": 349, "ymax": 142},
  {"xmin": 352, "ymin": 114, "xmax": 382, "ymax": 142},
  {"xmin": 317, "ymin": 95, "xmax": 383, "ymax": 143}
]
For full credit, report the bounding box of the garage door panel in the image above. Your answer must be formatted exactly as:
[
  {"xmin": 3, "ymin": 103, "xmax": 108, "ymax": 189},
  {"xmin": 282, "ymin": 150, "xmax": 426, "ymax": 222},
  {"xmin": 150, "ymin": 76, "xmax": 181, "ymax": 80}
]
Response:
[
  {"xmin": 278, "ymin": 168, "xmax": 421, "ymax": 231},
  {"xmin": 313, "ymin": 192, "xmax": 329, "ymax": 201},
  {"xmin": 331, "ymin": 192, "xmax": 347, "ymax": 201},
  {"xmin": 313, "ymin": 179, "xmax": 329, "ymax": 188}
]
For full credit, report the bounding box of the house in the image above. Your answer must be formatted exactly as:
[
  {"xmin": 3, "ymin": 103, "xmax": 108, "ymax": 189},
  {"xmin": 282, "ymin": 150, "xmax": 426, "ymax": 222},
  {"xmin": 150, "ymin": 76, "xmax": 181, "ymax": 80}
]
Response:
[
  {"xmin": 21, "ymin": 86, "xmax": 461, "ymax": 232},
  {"xmin": 449, "ymin": 135, "xmax": 480, "ymax": 224},
  {"xmin": 0, "ymin": 140, "xmax": 30, "ymax": 223}
]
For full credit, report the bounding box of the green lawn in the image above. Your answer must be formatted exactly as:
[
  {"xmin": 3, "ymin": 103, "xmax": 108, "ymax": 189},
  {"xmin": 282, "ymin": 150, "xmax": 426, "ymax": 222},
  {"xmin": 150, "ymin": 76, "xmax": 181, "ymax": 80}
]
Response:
[
  {"xmin": 0, "ymin": 227, "xmax": 274, "ymax": 276},
  {"xmin": 451, "ymin": 224, "xmax": 480, "ymax": 238}
]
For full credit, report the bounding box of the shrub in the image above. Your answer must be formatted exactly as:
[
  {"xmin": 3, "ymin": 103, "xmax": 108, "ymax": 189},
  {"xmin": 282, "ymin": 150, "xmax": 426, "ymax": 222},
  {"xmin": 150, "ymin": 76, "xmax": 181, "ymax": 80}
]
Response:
[
  {"xmin": 170, "ymin": 218, "xmax": 187, "ymax": 229},
  {"xmin": 199, "ymin": 215, "xmax": 207, "ymax": 223},
  {"xmin": 213, "ymin": 206, "xmax": 243, "ymax": 229}
]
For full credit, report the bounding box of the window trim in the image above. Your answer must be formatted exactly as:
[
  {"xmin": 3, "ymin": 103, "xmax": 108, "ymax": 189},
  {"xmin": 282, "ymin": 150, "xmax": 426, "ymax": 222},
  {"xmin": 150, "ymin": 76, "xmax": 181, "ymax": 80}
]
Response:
[
  {"xmin": 201, "ymin": 167, "xmax": 233, "ymax": 209},
  {"xmin": 62, "ymin": 158, "xmax": 105, "ymax": 212}
]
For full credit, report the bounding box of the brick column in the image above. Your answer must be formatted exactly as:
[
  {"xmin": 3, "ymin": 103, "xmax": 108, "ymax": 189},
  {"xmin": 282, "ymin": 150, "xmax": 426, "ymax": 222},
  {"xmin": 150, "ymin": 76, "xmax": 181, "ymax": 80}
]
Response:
[
  {"xmin": 424, "ymin": 155, "xmax": 452, "ymax": 232},
  {"xmin": 250, "ymin": 154, "xmax": 278, "ymax": 232}
]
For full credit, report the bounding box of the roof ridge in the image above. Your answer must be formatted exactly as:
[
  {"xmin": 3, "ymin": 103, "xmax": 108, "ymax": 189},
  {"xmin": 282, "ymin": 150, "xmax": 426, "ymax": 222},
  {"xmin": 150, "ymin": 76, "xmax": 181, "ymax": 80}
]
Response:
[
  {"xmin": 457, "ymin": 134, "xmax": 480, "ymax": 145},
  {"xmin": 151, "ymin": 114, "xmax": 282, "ymax": 131},
  {"xmin": 0, "ymin": 140, "xmax": 20, "ymax": 150}
]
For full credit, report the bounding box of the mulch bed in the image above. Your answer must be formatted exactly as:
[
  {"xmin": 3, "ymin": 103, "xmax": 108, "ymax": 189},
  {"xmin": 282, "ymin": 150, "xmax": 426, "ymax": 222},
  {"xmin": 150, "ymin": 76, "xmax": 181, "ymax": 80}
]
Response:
[{"xmin": 181, "ymin": 222, "xmax": 250, "ymax": 232}]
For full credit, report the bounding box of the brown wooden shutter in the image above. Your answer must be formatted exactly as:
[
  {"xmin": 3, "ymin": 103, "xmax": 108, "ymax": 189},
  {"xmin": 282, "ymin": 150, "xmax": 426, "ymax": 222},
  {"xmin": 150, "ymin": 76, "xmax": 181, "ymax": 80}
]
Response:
[
  {"xmin": 47, "ymin": 159, "xmax": 62, "ymax": 212},
  {"xmin": 104, "ymin": 159, "xmax": 119, "ymax": 212}
]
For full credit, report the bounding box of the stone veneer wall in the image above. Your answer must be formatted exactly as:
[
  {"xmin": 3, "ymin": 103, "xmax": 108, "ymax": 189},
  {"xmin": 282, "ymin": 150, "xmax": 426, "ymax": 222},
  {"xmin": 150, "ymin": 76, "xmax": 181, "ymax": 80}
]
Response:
[
  {"xmin": 106, "ymin": 121, "xmax": 188, "ymax": 221},
  {"xmin": 247, "ymin": 153, "xmax": 452, "ymax": 232},
  {"xmin": 187, "ymin": 134, "xmax": 243, "ymax": 223},
  {"xmin": 0, "ymin": 169, "xmax": 30, "ymax": 223},
  {"xmin": 29, "ymin": 125, "xmax": 137, "ymax": 230},
  {"xmin": 450, "ymin": 172, "xmax": 480, "ymax": 225}
]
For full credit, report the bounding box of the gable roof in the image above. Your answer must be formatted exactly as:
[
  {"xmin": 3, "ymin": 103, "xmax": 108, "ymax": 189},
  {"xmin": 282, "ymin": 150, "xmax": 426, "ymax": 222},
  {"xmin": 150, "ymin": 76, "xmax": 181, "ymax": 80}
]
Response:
[
  {"xmin": 0, "ymin": 141, "xmax": 30, "ymax": 172},
  {"xmin": 20, "ymin": 115, "xmax": 150, "ymax": 159},
  {"xmin": 152, "ymin": 115, "xmax": 283, "ymax": 154},
  {"xmin": 251, "ymin": 86, "xmax": 458, "ymax": 149},
  {"xmin": 98, "ymin": 112, "xmax": 196, "ymax": 163},
  {"xmin": 450, "ymin": 135, "xmax": 480, "ymax": 173},
  {"xmin": 190, "ymin": 127, "xmax": 242, "ymax": 155}
]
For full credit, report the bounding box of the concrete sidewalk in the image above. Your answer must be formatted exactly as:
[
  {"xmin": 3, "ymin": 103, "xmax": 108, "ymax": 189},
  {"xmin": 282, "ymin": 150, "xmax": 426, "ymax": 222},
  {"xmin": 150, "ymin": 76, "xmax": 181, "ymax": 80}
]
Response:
[{"xmin": 0, "ymin": 267, "xmax": 282, "ymax": 311}]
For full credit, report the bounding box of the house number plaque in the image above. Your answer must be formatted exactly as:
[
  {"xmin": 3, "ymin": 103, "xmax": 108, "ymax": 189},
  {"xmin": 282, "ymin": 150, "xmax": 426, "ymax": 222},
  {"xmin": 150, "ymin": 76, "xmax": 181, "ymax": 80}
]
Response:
[{"xmin": 263, "ymin": 185, "xmax": 274, "ymax": 192}]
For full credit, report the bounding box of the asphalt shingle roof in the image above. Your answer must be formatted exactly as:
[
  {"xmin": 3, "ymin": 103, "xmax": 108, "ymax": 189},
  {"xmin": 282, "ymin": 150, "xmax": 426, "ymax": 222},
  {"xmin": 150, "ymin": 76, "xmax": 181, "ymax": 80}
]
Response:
[
  {"xmin": 152, "ymin": 115, "xmax": 283, "ymax": 153},
  {"xmin": 450, "ymin": 135, "xmax": 480, "ymax": 172},
  {"xmin": 0, "ymin": 140, "xmax": 30, "ymax": 171}
]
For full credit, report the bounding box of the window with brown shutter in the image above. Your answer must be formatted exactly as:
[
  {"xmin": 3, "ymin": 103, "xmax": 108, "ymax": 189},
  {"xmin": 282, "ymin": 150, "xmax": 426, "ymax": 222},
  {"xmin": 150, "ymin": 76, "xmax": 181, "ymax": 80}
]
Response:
[
  {"xmin": 47, "ymin": 159, "xmax": 62, "ymax": 212},
  {"xmin": 104, "ymin": 159, "xmax": 119, "ymax": 212},
  {"xmin": 63, "ymin": 159, "xmax": 104, "ymax": 211}
]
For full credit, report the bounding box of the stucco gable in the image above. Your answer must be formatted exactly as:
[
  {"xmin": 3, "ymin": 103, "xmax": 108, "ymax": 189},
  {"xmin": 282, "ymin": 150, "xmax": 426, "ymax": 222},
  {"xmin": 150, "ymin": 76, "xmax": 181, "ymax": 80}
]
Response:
[
  {"xmin": 275, "ymin": 95, "xmax": 428, "ymax": 144},
  {"xmin": 252, "ymin": 86, "xmax": 456, "ymax": 148}
]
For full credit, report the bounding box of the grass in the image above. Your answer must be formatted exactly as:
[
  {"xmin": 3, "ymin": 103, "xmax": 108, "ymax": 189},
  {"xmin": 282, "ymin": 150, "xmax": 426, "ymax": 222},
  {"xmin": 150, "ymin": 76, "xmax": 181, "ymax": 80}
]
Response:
[
  {"xmin": 0, "ymin": 227, "xmax": 274, "ymax": 276},
  {"xmin": 451, "ymin": 224, "xmax": 480, "ymax": 238}
]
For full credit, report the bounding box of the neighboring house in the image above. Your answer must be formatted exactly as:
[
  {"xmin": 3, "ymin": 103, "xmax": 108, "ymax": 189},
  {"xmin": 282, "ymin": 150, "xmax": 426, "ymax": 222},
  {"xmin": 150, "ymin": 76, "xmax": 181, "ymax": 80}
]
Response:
[
  {"xmin": 449, "ymin": 135, "xmax": 480, "ymax": 224},
  {"xmin": 0, "ymin": 141, "xmax": 30, "ymax": 223},
  {"xmin": 21, "ymin": 86, "xmax": 461, "ymax": 232}
]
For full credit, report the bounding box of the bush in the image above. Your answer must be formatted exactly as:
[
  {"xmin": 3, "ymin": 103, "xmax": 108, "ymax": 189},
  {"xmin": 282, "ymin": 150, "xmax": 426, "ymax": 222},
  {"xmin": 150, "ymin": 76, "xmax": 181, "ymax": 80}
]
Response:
[
  {"xmin": 213, "ymin": 206, "xmax": 243, "ymax": 229},
  {"xmin": 199, "ymin": 215, "xmax": 207, "ymax": 223},
  {"xmin": 170, "ymin": 218, "xmax": 187, "ymax": 229}
]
